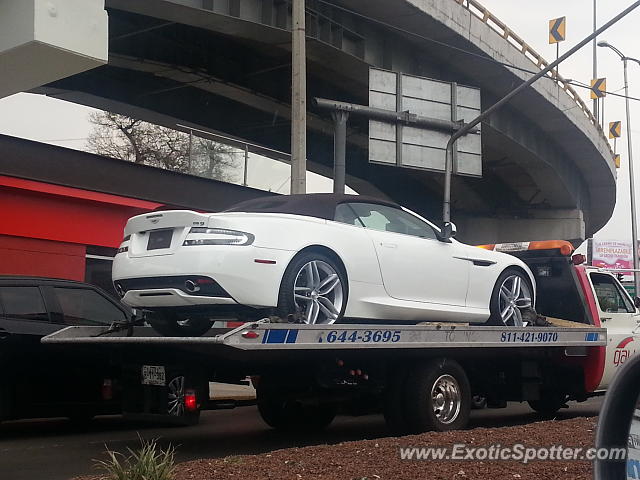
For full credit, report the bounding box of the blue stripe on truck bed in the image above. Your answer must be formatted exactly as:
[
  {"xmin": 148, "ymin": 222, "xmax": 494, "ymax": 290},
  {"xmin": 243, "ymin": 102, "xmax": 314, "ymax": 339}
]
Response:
[{"xmin": 262, "ymin": 329, "xmax": 299, "ymax": 344}]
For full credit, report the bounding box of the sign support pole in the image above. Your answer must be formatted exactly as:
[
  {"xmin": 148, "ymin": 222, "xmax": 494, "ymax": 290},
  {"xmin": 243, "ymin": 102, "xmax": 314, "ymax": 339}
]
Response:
[{"xmin": 332, "ymin": 111, "xmax": 349, "ymax": 194}]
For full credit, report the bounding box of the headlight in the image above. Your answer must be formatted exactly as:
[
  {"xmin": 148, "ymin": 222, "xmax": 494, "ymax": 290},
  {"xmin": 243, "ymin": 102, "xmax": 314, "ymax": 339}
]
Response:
[{"xmin": 183, "ymin": 227, "xmax": 254, "ymax": 246}]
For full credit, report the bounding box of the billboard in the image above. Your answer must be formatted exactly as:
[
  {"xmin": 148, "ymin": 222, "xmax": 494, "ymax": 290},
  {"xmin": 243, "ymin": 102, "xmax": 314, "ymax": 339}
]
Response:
[{"xmin": 591, "ymin": 239, "xmax": 634, "ymax": 270}]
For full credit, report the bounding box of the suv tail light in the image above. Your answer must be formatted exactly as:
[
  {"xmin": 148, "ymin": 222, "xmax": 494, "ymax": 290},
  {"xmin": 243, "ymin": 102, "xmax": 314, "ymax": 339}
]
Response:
[
  {"xmin": 101, "ymin": 379, "xmax": 113, "ymax": 401},
  {"xmin": 184, "ymin": 389, "xmax": 198, "ymax": 411}
]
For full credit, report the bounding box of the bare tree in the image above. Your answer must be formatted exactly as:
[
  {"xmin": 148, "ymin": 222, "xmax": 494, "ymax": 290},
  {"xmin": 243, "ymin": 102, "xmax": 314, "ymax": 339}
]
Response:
[{"xmin": 87, "ymin": 111, "xmax": 238, "ymax": 182}]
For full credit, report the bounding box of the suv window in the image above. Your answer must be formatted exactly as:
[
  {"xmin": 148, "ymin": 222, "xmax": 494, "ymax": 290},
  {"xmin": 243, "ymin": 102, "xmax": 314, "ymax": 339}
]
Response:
[
  {"xmin": 344, "ymin": 203, "xmax": 437, "ymax": 239},
  {"xmin": 590, "ymin": 273, "xmax": 635, "ymax": 313},
  {"xmin": 0, "ymin": 287, "xmax": 49, "ymax": 322},
  {"xmin": 53, "ymin": 287, "xmax": 127, "ymax": 326}
]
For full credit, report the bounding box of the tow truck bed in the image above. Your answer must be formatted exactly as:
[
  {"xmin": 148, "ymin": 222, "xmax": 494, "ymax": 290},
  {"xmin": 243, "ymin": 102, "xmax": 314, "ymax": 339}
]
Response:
[
  {"xmin": 42, "ymin": 320, "xmax": 606, "ymax": 431},
  {"xmin": 42, "ymin": 320, "xmax": 605, "ymax": 351}
]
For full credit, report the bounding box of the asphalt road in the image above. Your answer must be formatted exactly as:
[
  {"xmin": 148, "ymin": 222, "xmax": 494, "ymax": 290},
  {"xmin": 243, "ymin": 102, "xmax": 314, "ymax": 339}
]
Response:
[{"xmin": 0, "ymin": 397, "xmax": 603, "ymax": 480}]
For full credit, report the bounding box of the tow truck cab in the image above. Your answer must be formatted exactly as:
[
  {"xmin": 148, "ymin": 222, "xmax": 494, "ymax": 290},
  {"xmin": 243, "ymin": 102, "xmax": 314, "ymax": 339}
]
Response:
[{"xmin": 483, "ymin": 240, "xmax": 640, "ymax": 392}]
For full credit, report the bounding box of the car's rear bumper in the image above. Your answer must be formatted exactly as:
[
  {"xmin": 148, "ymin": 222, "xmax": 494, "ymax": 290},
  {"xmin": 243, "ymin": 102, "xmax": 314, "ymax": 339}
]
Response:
[
  {"xmin": 122, "ymin": 288, "xmax": 238, "ymax": 308},
  {"xmin": 113, "ymin": 245, "xmax": 295, "ymax": 308}
]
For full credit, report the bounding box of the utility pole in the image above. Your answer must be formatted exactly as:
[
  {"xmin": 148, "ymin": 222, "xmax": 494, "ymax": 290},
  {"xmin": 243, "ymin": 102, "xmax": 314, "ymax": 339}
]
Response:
[
  {"xmin": 624, "ymin": 58, "xmax": 639, "ymax": 296},
  {"xmin": 593, "ymin": 0, "xmax": 599, "ymax": 122},
  {"xmin": 598, "ymin": 40, "xmax": 640, "ymax": 296},
  {"xmin": 290, "ymin": 0, "xmax": 307, "ymax": 194}
]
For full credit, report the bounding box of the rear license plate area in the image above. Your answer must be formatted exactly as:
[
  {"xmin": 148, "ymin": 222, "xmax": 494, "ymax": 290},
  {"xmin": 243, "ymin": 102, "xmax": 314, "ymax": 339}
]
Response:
[
  {"xmin": 147, "ymin": 229, "xmax": 173, "ymax": 250},
  {"xmin": 141, "ymin": 365, "xmax": 166, "ymax": 386}
]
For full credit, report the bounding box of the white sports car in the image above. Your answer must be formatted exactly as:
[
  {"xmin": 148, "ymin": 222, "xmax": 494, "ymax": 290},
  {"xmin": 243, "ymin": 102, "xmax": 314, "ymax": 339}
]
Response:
[{"xmin": 112, "ymin": 194, "xmax": 535, "ymax": 336}]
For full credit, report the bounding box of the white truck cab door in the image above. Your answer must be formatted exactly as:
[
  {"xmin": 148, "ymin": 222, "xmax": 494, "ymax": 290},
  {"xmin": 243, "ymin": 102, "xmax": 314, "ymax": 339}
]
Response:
[{"xmin": 589, "ymin": 272, "xmax": 640, "ymax": 390}]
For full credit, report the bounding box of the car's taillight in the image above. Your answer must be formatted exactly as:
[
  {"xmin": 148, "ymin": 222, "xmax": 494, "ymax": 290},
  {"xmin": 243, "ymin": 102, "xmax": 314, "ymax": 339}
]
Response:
[{"xmin": 183, "ymin": 228, "xmax": 254, "ymax": 246}]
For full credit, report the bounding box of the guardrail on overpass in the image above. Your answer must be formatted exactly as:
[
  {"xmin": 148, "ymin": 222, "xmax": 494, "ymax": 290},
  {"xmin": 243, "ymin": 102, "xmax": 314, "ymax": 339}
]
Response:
[{"xmin": 455, "ymin": 0, "xmax": 615, "ymax": 163}]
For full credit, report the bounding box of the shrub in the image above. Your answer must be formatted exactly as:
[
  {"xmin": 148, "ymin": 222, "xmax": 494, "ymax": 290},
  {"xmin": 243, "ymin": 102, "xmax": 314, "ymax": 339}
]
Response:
[{"xmin": 95, "ymin": 437, "xmax": 176, "ymax": 480}]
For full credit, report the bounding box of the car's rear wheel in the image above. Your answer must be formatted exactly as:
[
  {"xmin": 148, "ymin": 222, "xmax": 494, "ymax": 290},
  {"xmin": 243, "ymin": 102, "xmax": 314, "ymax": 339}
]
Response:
[
  {"xmin": 277, "ymin": 251, "xmax": 347, "ymax": 324},
  {"xmin": 487, "ymin": 269, "xmax": 533, "ymax": 327},
  {"xmin": 147, "ymin": 311, "xmax": 213, "ymax": 337}
]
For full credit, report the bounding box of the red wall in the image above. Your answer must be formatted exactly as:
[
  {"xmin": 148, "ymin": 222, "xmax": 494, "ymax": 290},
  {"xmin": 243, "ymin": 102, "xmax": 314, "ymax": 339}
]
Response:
[
  {"xmin": 0, "ymin": 175, "xmax": 163, "ymax": 280},
  {"xmin": 0, "ymin": 235, "xmax": 85, "ymax": 281},
  {"xmin": 0, "ymin": 176, "xmax": 162, "ymax": 249}
]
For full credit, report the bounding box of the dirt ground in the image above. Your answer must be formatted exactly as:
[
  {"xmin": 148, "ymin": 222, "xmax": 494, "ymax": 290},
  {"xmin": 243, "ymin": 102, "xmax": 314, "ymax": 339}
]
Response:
[{"xmin": 79, "ymin": 416, "xmax": 600, "ymax": 480}]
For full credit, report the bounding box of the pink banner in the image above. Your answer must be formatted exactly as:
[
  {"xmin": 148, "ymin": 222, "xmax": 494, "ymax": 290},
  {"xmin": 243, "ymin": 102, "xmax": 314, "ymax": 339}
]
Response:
[{"xmin": 592, "ymin": 239, "xmax": 633, "ymax": 270}]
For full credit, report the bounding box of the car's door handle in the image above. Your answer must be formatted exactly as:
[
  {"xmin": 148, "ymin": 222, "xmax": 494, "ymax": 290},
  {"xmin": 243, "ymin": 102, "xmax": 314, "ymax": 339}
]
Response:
[
  {"xmin": 0, "ymin": 329, "xmax": 10, "ymax": 340},
  {"xmin": 380, "ymin": 242, "xmax": 397, "ymax": 249},
  {"xmin": 600, "ymin": 317, "xmax": 611, "ymax": 323}
]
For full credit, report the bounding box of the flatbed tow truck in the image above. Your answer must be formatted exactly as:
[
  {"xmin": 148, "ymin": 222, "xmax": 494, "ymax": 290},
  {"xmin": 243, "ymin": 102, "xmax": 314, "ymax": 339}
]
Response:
[{"xmin": 42, "ymin": 241, "xmax": 639, "ymax": 432}]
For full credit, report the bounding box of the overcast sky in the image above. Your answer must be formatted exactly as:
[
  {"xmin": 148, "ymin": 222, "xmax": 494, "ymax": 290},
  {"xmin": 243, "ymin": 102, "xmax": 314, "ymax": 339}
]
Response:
[{"xmin": 0, "ymin": 1, "xmax": 638, "ymax": 239}]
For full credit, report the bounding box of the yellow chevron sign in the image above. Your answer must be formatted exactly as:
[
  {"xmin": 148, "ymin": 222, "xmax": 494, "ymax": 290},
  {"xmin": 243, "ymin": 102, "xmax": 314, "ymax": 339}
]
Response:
[
  {"xmin": 609, "ymin": 121, "xmax": 621, "ymax": 139},
  {"xmin": 590, "ymin": 78, "xmax": 606, "ymax": 99},
  {"xmin": 614, "ymin": 154, "xmax": 621, "ymax": 169},
  {"xmin": 549, "ymin": 17, "xmax": 566, "ymax": 44}
]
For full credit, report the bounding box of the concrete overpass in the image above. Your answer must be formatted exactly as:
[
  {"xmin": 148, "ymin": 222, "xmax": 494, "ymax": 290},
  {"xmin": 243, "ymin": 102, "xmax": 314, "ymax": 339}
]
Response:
[{"xmin": 5, "ymin": 0, "xmax": 617, "ymax": 244}]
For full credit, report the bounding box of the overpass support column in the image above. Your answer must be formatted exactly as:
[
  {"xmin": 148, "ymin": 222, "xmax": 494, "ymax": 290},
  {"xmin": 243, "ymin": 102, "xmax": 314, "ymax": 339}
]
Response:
[{"xmin": 455, "ymin": 209, "xmax": 586, "ymax": 245}]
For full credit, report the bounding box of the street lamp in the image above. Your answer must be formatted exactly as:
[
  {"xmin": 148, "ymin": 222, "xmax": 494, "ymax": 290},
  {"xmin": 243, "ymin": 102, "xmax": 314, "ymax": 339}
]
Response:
[{"xmin": 598, "ymin": 40, "xmax": 640, "ymax": 295}]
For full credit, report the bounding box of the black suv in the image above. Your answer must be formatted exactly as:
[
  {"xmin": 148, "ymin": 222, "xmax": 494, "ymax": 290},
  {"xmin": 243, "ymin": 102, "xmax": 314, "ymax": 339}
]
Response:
[{"xmin": 0, "ymin": 276, "xmax": 132, "ymax": 423}]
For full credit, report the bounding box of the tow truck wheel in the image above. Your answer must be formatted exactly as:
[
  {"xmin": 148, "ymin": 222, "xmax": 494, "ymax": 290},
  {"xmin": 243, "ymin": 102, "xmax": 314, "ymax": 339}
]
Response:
[
  {"xmin": 147, "ymin": 311, "xmax": 213, "ymax": 337},
  {"xmin": 383, "ymin": 368, "xmax": 410, "ymax": 434},
  {"xmin": 403, "ymin": 358, "xmax": 471, "ymax": 433},
  {"xmin": 256, "ymin": 383, "xmax": 336, "ymax": 431},
  {"xmin": 528, "ymin": 391, "xmax": 567, "ymax": 416}
]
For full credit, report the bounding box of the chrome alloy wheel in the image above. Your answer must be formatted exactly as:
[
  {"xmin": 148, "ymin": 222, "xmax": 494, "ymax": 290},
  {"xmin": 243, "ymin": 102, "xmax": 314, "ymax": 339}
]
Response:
[
  {"xmin": 498, "ymin": 274, "xmax": 533, "ymax": 327},
  {"xmin": 293, "ymin": 260, "xmax": 344, "ymax": 324},
  {"xmin": 431, "ymin": 374, "xmax": 461, "ymax": 425},
  {"xmin": 168, "ymin": 376, "xmax": 186, "ymax": 417}
]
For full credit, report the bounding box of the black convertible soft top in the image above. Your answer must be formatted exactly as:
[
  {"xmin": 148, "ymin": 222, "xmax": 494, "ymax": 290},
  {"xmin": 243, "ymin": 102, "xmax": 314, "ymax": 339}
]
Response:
[{"xmin": 224, "ymin": 193, "xmax": 401, "ymax": 220}]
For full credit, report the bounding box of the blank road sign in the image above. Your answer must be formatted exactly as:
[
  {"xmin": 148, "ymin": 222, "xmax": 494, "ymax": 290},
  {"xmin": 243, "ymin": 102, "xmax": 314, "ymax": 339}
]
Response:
[{"xmin": 368, "ymin": 68, "xmax": 482, "ymax": 177}]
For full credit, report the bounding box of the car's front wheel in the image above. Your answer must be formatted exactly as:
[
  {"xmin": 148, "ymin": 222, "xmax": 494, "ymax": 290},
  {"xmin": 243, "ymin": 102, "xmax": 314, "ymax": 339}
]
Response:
[
  {"xmin": 488, "ymin": 268, "xmax": 534, "ymax": 327},
  {"xmin": 147, "ymin": 311, "xmax": 213, "ymax": 337},
  {"xmin": 277, "ymin": 251, "xmax": 347, "ymax": 324}
]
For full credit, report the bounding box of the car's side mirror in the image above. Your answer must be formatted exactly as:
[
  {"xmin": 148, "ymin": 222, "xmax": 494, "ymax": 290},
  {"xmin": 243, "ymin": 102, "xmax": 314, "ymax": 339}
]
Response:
[
  {"xmin": 440, "ymin": 222, "xmax": 457, "ymax": 241},
  {"xmin": 595, "ymin": 352, "xmax": 640, "ymax": 478},
  {"xmin": 634, "ymin": 296, "xmax": 640, "ymax": 309}
]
